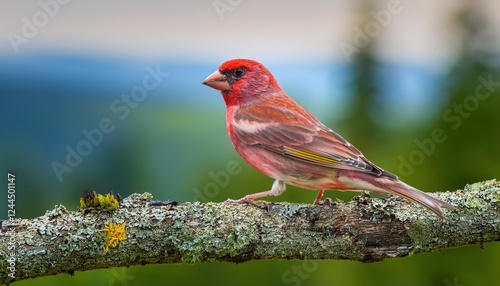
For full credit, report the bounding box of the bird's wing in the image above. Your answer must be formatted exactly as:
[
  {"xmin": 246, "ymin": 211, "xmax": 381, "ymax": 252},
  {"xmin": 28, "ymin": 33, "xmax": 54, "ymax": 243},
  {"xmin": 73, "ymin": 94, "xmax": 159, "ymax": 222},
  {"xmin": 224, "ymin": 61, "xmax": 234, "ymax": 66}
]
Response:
[{"xmin": 233, "ymin": 104, "xmax": 396, "ymax": 178}]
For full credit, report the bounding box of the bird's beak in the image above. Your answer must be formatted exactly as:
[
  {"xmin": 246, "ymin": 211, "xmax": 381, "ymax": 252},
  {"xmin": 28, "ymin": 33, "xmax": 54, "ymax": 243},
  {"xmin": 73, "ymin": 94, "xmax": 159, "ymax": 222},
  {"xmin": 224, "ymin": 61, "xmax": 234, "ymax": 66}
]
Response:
[{"xmin": 202, "ymin": 70, "xmax": 231, "ymax": 91}]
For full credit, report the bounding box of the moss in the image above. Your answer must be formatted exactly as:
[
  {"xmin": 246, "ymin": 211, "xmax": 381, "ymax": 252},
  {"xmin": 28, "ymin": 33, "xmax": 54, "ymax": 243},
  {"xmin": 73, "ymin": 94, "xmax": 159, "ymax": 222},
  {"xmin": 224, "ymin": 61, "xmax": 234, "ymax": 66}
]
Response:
[{"xmin": 79, "ymin": 190, "xmax": 122, "ymax": 211}]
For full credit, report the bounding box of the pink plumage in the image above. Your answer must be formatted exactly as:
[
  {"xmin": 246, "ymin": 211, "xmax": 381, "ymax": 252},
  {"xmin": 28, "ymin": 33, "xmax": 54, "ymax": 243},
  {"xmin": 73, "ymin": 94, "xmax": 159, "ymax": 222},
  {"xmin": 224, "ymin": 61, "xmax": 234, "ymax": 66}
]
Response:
[{"xmin": 203, "ymin": 59, "xmax": 455, "ymax": 219}]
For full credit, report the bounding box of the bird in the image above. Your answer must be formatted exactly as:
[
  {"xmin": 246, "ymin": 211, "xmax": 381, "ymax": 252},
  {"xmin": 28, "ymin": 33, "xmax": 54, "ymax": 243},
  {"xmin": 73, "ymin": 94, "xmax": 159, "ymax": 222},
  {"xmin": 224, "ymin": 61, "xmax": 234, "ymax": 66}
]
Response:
[{"xmin": 202, "ymin": 58, "xmax": 455, "ymax": 219}]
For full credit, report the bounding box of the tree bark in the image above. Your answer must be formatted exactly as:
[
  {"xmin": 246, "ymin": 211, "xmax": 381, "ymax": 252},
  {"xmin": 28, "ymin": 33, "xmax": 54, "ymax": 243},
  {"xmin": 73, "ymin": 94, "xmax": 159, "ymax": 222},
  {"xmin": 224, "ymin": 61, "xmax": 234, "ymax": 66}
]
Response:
[{"xmin": 1, "ymin": 179, "xmax": 499, "ymax": 284}]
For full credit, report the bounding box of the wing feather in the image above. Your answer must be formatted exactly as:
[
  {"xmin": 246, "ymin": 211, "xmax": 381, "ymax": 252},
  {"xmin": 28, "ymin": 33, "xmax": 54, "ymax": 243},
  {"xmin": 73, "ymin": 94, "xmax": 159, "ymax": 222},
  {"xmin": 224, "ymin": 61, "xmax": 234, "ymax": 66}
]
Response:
[{"xmin": 232, "ymin": 104, "xmax": 396, "ymax": 178}]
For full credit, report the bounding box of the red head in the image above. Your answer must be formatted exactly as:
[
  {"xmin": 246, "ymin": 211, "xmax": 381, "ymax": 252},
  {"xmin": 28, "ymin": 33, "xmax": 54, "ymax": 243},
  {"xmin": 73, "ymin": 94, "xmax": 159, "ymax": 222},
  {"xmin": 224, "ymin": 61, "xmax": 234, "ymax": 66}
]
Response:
[{"xmin": 202, "ymin": 59, "xmax": 281, "ymax": 106}]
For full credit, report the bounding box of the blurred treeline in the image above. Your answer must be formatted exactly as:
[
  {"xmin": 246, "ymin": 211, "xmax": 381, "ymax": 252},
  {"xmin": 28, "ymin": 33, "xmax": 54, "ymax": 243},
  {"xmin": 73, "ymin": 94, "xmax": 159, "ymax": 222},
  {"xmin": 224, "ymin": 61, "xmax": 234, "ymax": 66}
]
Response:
[{"xmin": 1, "ymin": 3, "xmax": 500, "ymax": 286}]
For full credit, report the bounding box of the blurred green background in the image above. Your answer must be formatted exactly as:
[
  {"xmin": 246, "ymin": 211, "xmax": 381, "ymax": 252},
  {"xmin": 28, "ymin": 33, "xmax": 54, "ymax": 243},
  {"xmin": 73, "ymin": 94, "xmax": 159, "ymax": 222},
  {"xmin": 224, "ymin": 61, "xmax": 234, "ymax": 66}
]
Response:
[{"xmin": 1, "ymin": 1, "xmax": 499, "ymax": 285}]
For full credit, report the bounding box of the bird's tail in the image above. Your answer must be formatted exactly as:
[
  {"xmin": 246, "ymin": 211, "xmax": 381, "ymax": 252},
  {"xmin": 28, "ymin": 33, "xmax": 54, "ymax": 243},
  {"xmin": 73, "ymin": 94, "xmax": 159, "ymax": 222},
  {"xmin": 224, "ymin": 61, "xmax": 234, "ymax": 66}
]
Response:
[
  {"xmin": 353, "ymin": 176, "xmax": 455, "ymax": 219},
  {"xmin": 386, "ymin": 180, "xmax": 455, "ymax": 219}
]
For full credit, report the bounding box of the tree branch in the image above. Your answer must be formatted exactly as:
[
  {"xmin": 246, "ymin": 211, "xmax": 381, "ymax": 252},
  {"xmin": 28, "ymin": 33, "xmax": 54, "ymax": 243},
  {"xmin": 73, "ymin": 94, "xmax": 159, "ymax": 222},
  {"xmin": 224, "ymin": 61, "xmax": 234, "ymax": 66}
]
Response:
[{"xmin": 1, "ymin": 179, "xmax": 499, "ymax": 284}]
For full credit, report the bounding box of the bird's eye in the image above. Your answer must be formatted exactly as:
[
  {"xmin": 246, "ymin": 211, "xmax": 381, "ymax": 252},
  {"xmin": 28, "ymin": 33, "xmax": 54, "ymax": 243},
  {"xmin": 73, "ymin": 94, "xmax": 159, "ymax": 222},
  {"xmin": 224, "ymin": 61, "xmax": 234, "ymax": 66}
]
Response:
[{"xmin": 233, "ymin": 68, "xmax": 245, "ymax": 78}]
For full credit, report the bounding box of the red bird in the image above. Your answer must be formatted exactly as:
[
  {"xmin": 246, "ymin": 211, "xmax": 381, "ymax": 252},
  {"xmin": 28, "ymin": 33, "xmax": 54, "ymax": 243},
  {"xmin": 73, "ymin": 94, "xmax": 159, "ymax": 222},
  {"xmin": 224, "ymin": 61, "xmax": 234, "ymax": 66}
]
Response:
[{"xmin": 202, "ymin": 59, "xmax": 455, "ymax": 218}]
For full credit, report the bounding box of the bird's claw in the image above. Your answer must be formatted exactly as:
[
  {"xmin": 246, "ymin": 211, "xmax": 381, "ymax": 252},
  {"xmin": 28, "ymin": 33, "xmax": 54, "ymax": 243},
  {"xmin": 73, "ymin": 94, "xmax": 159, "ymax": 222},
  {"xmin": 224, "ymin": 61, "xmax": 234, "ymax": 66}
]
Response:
[
  {"xmin": 314, "ymin": 197, "xmax": 333, "ymax": 207},
  {"xmin": 225, "ymin": 197, "xmax": 269, "ymax": 208},
  {"xmin": 225, "ymin": 198, "xmax": 249, "ymax": 204}
]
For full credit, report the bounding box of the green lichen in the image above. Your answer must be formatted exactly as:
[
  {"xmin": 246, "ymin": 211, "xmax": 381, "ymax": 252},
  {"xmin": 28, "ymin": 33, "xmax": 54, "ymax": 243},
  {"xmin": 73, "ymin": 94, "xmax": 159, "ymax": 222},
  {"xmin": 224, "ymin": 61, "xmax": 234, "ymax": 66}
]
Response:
[
  {"xmin": 218, "ymin": 223, "xmax": 253, "ymax": 257},
  {"xmin": 454, "ymin": 180, "xmax": 498, "ymax": 214},
  {"xmin": 406, "ymin": 179, "xmax": 500, "ymax": 256},
  {"xmin": 166, "ymin": 203, "xmax": 259, "ymax": 263},
  {"xmin": 406, "ymin": 220, "xmax": 433, "ymax": 252},
  {"xmin": 277, "ymin": 203, "xmax": 308, "ymax": 217},
  {"xmin": 45, "ymin": 204, "xmax": 68, "ymax": 218}
]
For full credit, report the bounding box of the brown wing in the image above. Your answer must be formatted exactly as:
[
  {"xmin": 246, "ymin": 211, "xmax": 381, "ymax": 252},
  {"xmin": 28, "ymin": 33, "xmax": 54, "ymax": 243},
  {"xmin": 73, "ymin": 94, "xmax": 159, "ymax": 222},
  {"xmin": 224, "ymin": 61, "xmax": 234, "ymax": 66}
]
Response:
[{"xmin": 232, "ymin": 104, "xmax": 397, "ymax": 178}]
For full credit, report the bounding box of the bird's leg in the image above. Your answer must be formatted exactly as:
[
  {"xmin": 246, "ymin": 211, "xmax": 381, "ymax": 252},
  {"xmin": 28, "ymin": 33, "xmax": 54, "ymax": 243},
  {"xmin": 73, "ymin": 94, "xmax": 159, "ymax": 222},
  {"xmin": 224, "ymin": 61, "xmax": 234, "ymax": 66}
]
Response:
[
  {"xmin": 313, "ymin": 190, "xmax": 332, "ymax": 206},
  {"xmin": 313, "ymin": 190, "xmax": 324, "ymax": 205},
  {"xmin": 225, "ymin": 179, "xmax": 286, "ymax": 204}
]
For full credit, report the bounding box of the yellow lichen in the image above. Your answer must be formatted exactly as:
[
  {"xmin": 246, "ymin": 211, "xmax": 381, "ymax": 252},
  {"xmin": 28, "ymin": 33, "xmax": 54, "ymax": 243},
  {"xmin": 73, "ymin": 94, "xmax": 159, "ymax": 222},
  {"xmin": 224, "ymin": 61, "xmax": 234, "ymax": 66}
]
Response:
[{"xmin": 102, "ymin": 222, "xmax": 126, "ymax": 252}]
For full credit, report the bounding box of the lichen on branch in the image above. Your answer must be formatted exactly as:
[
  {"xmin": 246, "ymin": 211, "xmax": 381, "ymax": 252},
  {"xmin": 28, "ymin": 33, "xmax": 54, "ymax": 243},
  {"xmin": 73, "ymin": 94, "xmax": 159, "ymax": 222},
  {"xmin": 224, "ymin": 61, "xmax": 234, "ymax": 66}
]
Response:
[{"xmin": 1, "ymin": 180, "xmax": 499, "ymax": 284}]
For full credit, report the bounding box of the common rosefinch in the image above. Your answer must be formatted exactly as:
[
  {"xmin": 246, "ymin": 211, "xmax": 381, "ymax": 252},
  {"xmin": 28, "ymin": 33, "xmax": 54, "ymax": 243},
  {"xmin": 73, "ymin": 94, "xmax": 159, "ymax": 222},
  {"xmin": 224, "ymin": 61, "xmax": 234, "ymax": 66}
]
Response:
[{"xmin": 202, "ymin": 59, "xmax": 455, "ymax": 218}]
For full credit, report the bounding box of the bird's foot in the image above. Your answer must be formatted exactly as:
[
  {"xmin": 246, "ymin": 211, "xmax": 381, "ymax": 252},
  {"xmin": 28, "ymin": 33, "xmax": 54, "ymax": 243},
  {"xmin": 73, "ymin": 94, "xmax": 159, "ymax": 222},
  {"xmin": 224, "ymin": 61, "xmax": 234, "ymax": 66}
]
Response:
[
  {"xmin": 225, "ymin": 197, "xmax": 252, "ymax": 204},
  {"xmin": 225, "ymin": 197, "xmax": 269, "ymax": 208},
  {"xmin": 225, "ymin": 188, "xmax": 278, "ymax": 208},
  {"xmin": 314, "ymin": 197, "xmax": 333, "ymax": 206},
  {"xmin": 312, "ymin": 190, "xmax": 333, "ymax": 206},
  {"xmin": 313, "ymin": 190, "xmax": 325, "ymax": 205}
]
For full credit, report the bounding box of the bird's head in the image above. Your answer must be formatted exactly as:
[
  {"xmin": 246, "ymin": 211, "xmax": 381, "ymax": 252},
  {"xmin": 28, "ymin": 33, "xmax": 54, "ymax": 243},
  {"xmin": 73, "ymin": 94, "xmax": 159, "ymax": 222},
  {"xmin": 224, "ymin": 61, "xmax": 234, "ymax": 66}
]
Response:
[{"xmin": 203, "ymin": 59, "xmax": 280, "ymax": 106}]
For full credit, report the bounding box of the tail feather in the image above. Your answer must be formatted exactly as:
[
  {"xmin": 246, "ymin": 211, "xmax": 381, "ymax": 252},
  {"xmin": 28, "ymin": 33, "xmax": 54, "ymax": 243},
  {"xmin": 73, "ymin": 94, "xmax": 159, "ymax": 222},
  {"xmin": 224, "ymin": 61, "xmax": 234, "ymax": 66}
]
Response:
[
  {"xmin": 349, "ymin": 176, "xmax": 455, "ymax": 219},
  {"xmin": 384, "ymin": 180, "xmax": 455, "ymax": 219}
]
